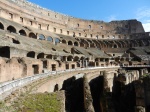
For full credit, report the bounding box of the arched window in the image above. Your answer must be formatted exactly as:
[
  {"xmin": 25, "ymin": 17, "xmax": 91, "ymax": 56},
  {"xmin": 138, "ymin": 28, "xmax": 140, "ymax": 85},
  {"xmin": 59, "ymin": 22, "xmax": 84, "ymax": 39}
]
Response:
[
  {"xmin": 113, "ymin": 44, "xmax": 117, "ymax": 48},
  {"xmin": 27, "ymin": 51, "xmax": 35, "ymax": 58},
  {"xmin": 37, "ymin": 53, "xmax": 44, "ymax": 59},
  {"xmin": 38, "ymin": 34, "xmax": 45, "ymax": 40},
  {"xmin": 74, "ymin": 56, "xmax": 79, "ymax": 61},
  {"xmin": 55, "ymin": 38, "xmax": 60, "ymax": 44},
  {"xmin": 29, "ymin": 32, "xmax": 37, "ymax": 39},
  {"xmin": 68, "ymin": 41, "xmax": 73, "ymax": 45},
  {"xmin": 47, "ymin": 36, "xmax": 53, "ymax": 42},
  {"xmin": 74, "ymin": 42, "xmax": 78, "ymax": 46},
  {"xmin": 62, "ymin": 39, "xmax": 67, "ymax": 44},
  {"xmin": 7, "ymin": 25, "xmax": 16, "ymax": 33},
  {"xmin": 67, "ymin": 56, "xmax": 73, "ymax": 61},
  {"xmin": 19, "ymin": 29, "xmax": 27, "ymax": 36},
  {"xmin": 0, "ymin": 22, "xmax": 4, "ymax": 30}
]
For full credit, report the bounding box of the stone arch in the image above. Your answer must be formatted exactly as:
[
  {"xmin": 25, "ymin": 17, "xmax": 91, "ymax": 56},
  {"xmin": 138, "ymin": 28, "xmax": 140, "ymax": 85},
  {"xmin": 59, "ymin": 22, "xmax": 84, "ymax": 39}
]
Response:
[
  {"xmin": 29, "ymin": 32, "xmax": 37, "ymax": 39},
  {"xmin": 80, "ymin": 42, "xmax": 84, "ymax": 47},
  {"xmin": 55, "ymin": 38, "xmax": 60, "ymax": 44},
  {"xmin": 74, "ymin": 56, "xmax": 79, "ymax": 61},
  {"xmin": 68, "ymin": 41, "xmax": 73, "ymax": 46},
  {"xmin": 37, "ymin": 53, "xmax": 44, "ymax": 59},
  {"xmin": 27, "ymin": 51, "xmax": 35, "ymax": 58},
  {"xmin": 38, "ymin": 34, "xmax": 45, "ymax": 40},
  {"xmin": 62, "ymin": 39, "xmax": 67, "ymax": 44},
  {"xmin": 74, "ymin": 42, "xmax": 78, "ymax": 46},
  {"xmin": 84, "ymin": 40, "xmax": 90, "ymax": 48},
  {"xmin": 90, "ymin": 43, "xmax": 95, "ymax": 48},
  {"xmin": 0, "ymin": 22, "xmax": 4, "ymax": 30},
  {"xmin": 19, "ymin": 29, "xmax": 27, "ymax": 36},
  {"xmin": 47, "ymin": 36, "xmax": 53, "ymax": 42},
  {"xmin": 112, "ymin": 44, "xmax": 118, "ymax": 48},
  {"xmin": 67, "ymin": 55, "xmax": 73, "ymax": 61},
  {"xmin": 7, "ymin": 25, "xmax": 16, "ymax": 33}
]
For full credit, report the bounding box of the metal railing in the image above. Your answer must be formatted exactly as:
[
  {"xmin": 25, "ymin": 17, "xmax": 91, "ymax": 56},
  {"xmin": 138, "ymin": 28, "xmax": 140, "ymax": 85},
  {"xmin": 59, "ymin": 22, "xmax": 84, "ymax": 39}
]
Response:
[
  {"xmin": 121, "ymin": 65, "xmax": 150, "ymax": 68},
  {"xmin": 0, "ymin": 66, "xmax": 119, "ymax": 98}
]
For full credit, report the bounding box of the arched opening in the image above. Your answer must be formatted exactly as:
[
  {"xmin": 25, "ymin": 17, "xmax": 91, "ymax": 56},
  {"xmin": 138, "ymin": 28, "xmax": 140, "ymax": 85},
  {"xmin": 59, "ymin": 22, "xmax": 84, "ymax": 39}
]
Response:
[
  {"xmin": 19, "ymin": 29, "xmax": 27, "ymax": 36},
  {"xmin": 0, "ymin": 22, "xmax": 4, "ymax": 30},
  {"xmin": 0, "ymin": 46, "xmax": 10, "ymax": 58},
  {"xmin": 38, "ymin": 34, "xmax": 45, "ymax": 40},
  {"xmin": 37, "ymin": 53, "xmax": 44, "ymax": 59},
  {"xmin": 67, "ymin": 56, "xmax": 73, "ymax": 61},
  {"xmin": 27, "ymin": 51, "xmax": 35, "ymax": 58},
  {"xmin": 68, "ymin": 41, "xmax": 73, "ymax": 46},
  {"xmin": 74, "ymin": 42, "xmax": 78, "ymax": 46},
  {"xmin": 29, "ymin": 32, "xmax": 37, "ymax": 39},
  {"xmin": 7, "ymin": 25, "xmax": 16, "ymax": 33},
  {"xmin": 46, "ymin": 55, "xmax": 52, "ymax": 59},
  {"xmin": 113, "ymin": 44, "xmax": 118, "ymax": 48},
  {"xmin": 55, "ymin": 38, "xmax": 60, "ymax": 45},
  {"xmin": 47, "ymin": 36, "xmax": 53, "ymax": 42},
  {"xmin": 80, "ymin": 42, "xmax": 84, "ymax": 47},
  {"xmin": 90, "ymin": 43, "xmax": 95, "ymax": 48},
  {"xmin": 62, "ymin": 39, "xmax": 67, "ymax": 44},
  {"xmin": 74, "ymin": 56, "xmax": 79, "ymax": 61}
]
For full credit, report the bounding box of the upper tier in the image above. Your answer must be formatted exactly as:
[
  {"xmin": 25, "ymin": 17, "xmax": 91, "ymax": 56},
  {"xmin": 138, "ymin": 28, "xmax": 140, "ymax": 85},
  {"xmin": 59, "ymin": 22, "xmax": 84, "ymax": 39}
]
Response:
[{"xmin": 0, "ymin": 0, "xmax": 145, "ymax": 39}]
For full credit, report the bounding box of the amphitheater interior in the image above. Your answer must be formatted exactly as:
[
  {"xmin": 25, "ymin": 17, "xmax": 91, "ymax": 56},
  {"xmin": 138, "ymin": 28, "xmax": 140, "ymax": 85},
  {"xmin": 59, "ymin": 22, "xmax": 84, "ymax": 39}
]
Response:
[{"xmin": 0, "ymin": 0, "xmax": 150, "ymax": 112}]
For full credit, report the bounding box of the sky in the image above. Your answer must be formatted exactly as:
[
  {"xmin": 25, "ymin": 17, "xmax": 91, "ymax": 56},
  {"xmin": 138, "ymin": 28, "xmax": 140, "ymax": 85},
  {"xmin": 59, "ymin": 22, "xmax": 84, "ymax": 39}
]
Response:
[{"xmin": 28, "ymin": 0, "xmax": 150, "ymax": 32}]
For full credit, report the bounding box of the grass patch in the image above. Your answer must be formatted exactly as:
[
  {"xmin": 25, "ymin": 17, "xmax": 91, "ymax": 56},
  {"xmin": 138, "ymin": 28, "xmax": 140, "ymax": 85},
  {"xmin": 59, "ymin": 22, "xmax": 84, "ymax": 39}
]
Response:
[{"xmin": 13, "ymin": 93, "xmax": 62, "ymax": 112}]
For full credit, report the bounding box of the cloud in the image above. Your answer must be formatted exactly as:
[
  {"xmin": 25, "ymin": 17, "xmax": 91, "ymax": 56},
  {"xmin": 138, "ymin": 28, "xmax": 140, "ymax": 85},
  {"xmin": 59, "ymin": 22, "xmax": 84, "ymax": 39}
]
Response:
[
  {"xmin": 136, "ymin": 7, "xmax": 150, "ymax": 20},
  {"xmin": 143, "ymin": 22, "xmax": 150, "ymax": 32},
  {"xmin": 107, "ymin": 15, "xmax": 117, "ymax": 22},
  {"xmin": 135, "ymin": 7, "xmax": 150, "ymax": 32}
]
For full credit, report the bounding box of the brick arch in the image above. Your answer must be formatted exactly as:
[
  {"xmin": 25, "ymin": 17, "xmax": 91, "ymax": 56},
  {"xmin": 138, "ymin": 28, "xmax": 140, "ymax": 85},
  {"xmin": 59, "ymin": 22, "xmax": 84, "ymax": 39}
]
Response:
[
  {"xmin": 29, "ymin": 32, "xmax": 37, "ymax": 39},
  {"xmin": 19, "ymin": 29, "xmax": 27, "ymax": 36},
  {"xmin": 7, "ymin": 25, "xmax": 16, "ymax": 33}
]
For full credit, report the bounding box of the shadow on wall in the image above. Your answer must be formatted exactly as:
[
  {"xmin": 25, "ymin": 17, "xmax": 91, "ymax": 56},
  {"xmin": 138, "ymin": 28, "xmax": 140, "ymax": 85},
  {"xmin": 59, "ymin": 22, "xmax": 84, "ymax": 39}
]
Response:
[
  {"xmin": 61, "ymin": 76, "xmax": 85, "ymax": 112},
  {"xmin": 112, "ymin": 76, "xmax": 136, "ymax": 112},
  {"xmin": 89, "ymin": 76, "xmax": 104, "ymax": 112}
]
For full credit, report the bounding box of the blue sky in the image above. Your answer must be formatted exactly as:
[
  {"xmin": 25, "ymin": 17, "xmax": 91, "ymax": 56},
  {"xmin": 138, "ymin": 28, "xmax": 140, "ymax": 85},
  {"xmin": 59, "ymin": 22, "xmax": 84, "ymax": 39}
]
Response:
[{"xmin": 28, "ymin": 0, "xmax": 150, "ymax": 32}]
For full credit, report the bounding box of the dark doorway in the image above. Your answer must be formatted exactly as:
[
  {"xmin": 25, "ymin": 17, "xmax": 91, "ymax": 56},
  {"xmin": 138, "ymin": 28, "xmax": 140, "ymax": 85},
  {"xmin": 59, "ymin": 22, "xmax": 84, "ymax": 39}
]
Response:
[
  {"xmin": 43, "ymin": 60, "xmax": 47, "ymax": 68},
  {"xmin": 72, "ymin": 64, "xmax": 75, "ymax": 69},
  {"xmin": 52, "ymin": 64, "xmax": 56, "ymax": 71},
  {"xmin": 32, "ymin": 65, "xmax": 39, "ymax": 74},
  {"xmin": 0, "ymin": 47, "xmax": 10, "ymax": 58},
  {"xmin": 66, "ymin": 64, "xmax": 69, "ymax": 69}
]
